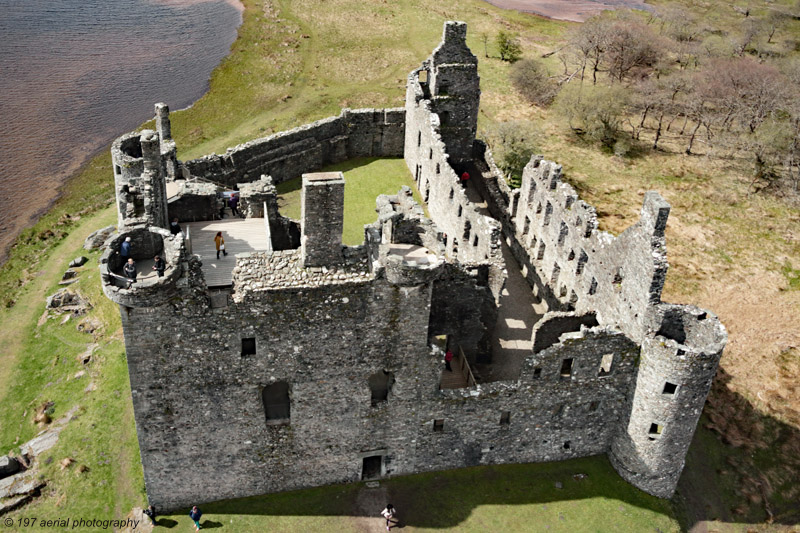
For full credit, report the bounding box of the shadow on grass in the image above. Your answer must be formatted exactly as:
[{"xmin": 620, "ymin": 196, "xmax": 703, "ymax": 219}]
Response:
[
  {"xmin": 675, "ymin": 366, "xmax": 800, "ymax": 529},
  {"xmin": 155, "ymin": 518, "xmax": 178, "ymax": 528},
  {"xmin": 180, "ymin": 455, "xmax": 676, "ymax": 530}
]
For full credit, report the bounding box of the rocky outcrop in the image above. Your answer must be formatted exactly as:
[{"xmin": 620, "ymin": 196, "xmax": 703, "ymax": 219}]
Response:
[{"xmin": 84, "ymin": 225, "xmax": 116, "ymax": 250}]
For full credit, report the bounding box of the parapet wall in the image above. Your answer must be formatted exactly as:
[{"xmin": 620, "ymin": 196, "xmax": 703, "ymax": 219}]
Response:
[{"xmin": 183, "ymin": 108, "xmax": 405, "ymax": 187}]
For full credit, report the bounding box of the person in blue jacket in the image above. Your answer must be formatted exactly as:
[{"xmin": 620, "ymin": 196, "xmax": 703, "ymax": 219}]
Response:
[
  {"xmin": 120, "ymin": 236, "xmax": 132, "ymax": 259},
  {"xmin": 189, "ymin": 506, "xmax": 203, "ymax": 531}
]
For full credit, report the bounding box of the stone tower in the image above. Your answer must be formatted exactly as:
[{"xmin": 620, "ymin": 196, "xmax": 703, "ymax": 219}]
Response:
[
  {"xmin": 111, "ymin": 128, "xmax": 169, "ymax": 231},
  {"xmin": 426, "ymin": 21, "xmax": 480, "ymax": 164},
  {"xmin": 609, "ymin": 305, "xmax": 727, "ymax": 498},
  {"xmin": 300, "ymin": 172, "xmax": 345, "ymax": 267}
]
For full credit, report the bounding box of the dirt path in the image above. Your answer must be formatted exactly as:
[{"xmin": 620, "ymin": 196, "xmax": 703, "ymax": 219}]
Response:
[
  {"xmin": 481, "ymin": 0, "xmax": 653, "ymax": 22},
  {"xmin": 349, "ymin": 484, "xmax": 391, "ymax": 533}
]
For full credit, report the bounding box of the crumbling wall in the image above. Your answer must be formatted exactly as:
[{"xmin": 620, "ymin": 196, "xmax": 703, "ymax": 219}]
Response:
[
  {"xmin": 167, "ymin": 181, "xmax": 218, "ymax": 222},
  {"xmin": 183, "ymin": 108, "xmax": 405, "ymax": 187},
  {"xmin": 404, "ymin": 68, "xmax": 500, "ymax": 267}
]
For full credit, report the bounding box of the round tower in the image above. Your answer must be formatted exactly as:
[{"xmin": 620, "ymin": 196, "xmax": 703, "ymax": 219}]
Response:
[
  {"xmin": 99, "ymin": 226, "xmax": 185, "ymax": 308},
  {"xmin": 111, "ymin": 129, "xmax": 169, "ymax": 231},
  {"xmin": 609, "ymin": 304, "xmax": 726, "ymax": 498}
]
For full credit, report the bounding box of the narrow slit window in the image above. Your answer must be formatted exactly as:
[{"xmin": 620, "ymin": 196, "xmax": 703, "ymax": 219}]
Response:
[
  {"xmin": 241, "ymin": 337, "xmax": 256, "ymax": 357},
  {"xmin": 417, "ymin": 131, "xmax": 421, "ymax": 147},
  {"xmin": 115, "ymin": 165, "xmax": 122, "ymax": 175},
  {"xmin": 523, "ymin": 216, "xmax": 530, "ymax": 236},
  {"xmin": 473, "ymin": 235, "xmax": 479, "ymax": 247},
  {"xmin": 500, "ymin": 411, "xmax": 510, "ymax": 426},
  {"xmin": 598, "ymin": 354, "xmax": 613, "ymax": 377},
  {"xmin": 588, "ymin": 277, "xmax": 598, "ymax": 295},
  {"xmin": 433, "ymin": 419, "xmax": 444, "ymax": 432},
  {"xmin": 560, "ymin": 358, "xmax": 573, "ymax": 378},
  {"xmin": 533, "ymin": 367, "xmax": 542, "ymax": 379},
  {"xmin": 449, "ymin": 188, "xmax": 454, "ymax": 200}
]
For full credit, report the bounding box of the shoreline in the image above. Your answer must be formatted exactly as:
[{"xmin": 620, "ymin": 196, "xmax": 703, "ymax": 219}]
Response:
[{"xmin": 0, "ymin": 0, "xmax": 244, "ymax": 268}]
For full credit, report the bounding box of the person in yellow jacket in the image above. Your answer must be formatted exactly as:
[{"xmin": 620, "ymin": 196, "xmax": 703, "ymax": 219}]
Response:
[{"xmin": 214, "ymin": 231, "xmax": 228, "ymax": 259}]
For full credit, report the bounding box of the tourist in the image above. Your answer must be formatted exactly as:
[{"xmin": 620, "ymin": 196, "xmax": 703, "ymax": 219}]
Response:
[
  {"xmin": 170, "ymin": 217, "xmax": 182, "ymax": 236},
  {"xmin": 445, "ymin": 349, "xmax": 454, "ymax": 372},
  {"xmin": 152, "ymin": 255, "xmax": 166, "ymax": 277},
  {"xmin": 381, "ymin": 503, "xmax": 398, "ymax": 531},
  {"xmin": 214, "ymin": 231, "xmax": 227, "ymax": 259},
  {"xmin": 120, "ymin": 236, "xmax": 132, "ymax": 259},
  {"xmin": 460, "ymin": 171, "xmax": 470, "ymax": 186},
  {"xmin": 123, "ymin": 258, "xmax": 137, "ymax": 287},
  {"xmin": 143, "ymin": 505, "xmax": 157, "ymax": 526},
  {"xmin": 229, "ymin": 194, "xmax": 240, "ymax": 217},
  {"xmin": 189, "ymin": 506, "xmax": 203, "ymax": 531}
]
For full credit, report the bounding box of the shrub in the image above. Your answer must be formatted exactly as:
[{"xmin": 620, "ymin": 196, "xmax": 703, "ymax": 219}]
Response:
[
  {"xmin": 497, "ymin": 31, "xmax": 522, "ymax": 63},
  {"xmin": 511, "ymin": 59, "xmax": 558, "ymax": 107}
]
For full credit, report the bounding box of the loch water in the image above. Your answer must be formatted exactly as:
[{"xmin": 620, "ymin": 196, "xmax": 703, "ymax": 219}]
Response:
[{"xmin": 0, "ymin": 0, "xmax": 242, "ymax": 262}]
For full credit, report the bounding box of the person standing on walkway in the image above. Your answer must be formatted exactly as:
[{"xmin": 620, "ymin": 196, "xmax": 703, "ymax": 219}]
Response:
[
  {"xmin": 445, "ymin": 349, "xmax": 454, "ymax": 372},
  {"xmin": 381, "ymin": 504, "xmax": 398, "ymax": 531},
  {"xmin": 189, "ymin": 506, "xmax": 203, "ymax": 531},
  {"xmin": 229, "ymin": 194, "xmax": 240, "ymax": 217},
  {"xmin": 120, "ymin": 236, "xmax": 132, "ymax": 260},
  {"xmin": 123, "ymin": 258, "xmax": 137, "ymax": 287},
  {"xmin": 460, "ymin": 171, "xmax": 470, "ymax": 186},
  {"xmin": 214, "ymin": 231, "xmax": 228, "ymax": 259},
  {"xmin": 170, "ymin": 217, "xmax": 182, "ymax": 236},
  {"xmin": 152, "ymin": 254, "xmax": 166, "ymax": 277}
]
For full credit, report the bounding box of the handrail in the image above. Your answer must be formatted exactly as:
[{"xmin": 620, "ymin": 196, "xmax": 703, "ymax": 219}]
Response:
[
  {"xmin": 457, "ymin": 344, "xmax": 477, "ymax": 387},
  {"xmin": 263, "ymin": 202, "xmax": 273, "ymax": 252},
  {"xmin": 185, "ymin": 226, "xmax": 192, "ymax": 255}
]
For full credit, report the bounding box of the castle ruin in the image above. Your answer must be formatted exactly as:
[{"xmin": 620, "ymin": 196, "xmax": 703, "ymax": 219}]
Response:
[{"xmin": 100, "ymin": 22, "xmax": 727, "ymax": 510}]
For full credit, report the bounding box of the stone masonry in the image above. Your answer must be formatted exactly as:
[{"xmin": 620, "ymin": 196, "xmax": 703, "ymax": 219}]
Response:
[{"xmin": 100, "ymin": 21, "xmax": 726, "ymax": 510}]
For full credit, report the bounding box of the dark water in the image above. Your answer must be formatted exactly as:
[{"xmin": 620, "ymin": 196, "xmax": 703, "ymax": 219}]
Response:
[{"xmin": 0, "ymin": 0, "xmax": 242, "ymax": 262}]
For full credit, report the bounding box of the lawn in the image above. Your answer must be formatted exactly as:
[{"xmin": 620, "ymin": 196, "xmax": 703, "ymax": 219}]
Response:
[
  {"xmin": 276, "ymin": 157, "xmax": 423, "ymax": 245},
  {"xmin": 157, "ymin": 457, "xmax": 678, "ymax": 533}
]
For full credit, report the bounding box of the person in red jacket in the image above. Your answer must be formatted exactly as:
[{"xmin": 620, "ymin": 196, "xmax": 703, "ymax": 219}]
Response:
[
  {"xmin": 445, "ymin": 349, "xmax": 454, "ymax": 371},
  {"xmin": 460, "ymin": 171, "xmax": 470, "ymax": 185}
]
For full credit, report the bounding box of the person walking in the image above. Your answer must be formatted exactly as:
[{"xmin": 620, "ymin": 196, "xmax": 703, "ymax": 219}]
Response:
[
  {"xmin": 143, "ymin": 505, "xmax": 157, "ymax": 526},
  {"xmin": 120, "ymin": 236, "xmax": 132, "ymax": 260},
  {"xmin": 152, "ymin": 255, "xmax": 166, "ymax": 277},
  {"xmin": 229, "ymin": 194, "xmax": 240, "ymax": 217},
  {"xmin": 214, "ymin": 231, "xmax": 227, "ymax": 259},
  {"xmin": 189, "ymin": 505, "xmax": 203, "ymax": 531},
  {"xmin": 123, "ymin": 258, "xmax": 137, "ymax": 287},
  {"xmin": 460, "ymin": 171, "xmax": 470, "ymax": 186},
  {"xmin": 445, "ymin": 349, "xmax": 454, "ymax": 372},
  {"xmin": 381, "ymin": 504, "xmax": 398, "ymax": 531},
  {"xmin": 170, "ymin": 217, "xmax": 182, "ymax": 236}
]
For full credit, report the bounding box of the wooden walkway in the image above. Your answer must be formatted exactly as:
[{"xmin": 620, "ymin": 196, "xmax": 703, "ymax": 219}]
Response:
[{"xmin": 185, "ymin": 219, "xmax": 271, "ymax": 287}]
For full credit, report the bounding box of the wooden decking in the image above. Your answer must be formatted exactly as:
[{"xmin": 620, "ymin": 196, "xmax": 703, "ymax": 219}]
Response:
[{"xmin": 185, "ymin": 219, "xmax": 271, "ymax": 287}]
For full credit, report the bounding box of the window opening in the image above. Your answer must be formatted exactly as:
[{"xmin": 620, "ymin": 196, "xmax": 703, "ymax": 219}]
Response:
[
  {"xmin": 433, "ymin": 419, "xmax": 444, "ymax": 432},
  {"xmin": 262, "ymin": 381, "xmax": 290, "ymax": 425},
  {"xmin": 648, "ymin": 423, "xmax": 663, "ymax": 440},
  {"xmin": 500, "ymin": 411, "xmax": 510, "ymax": 425},
  {"xmin": 533, "ymin": 367, "xmax": 542, "ymax": 379},
  {"xmin": 560, "ymin": 358, "xmax": 574, "ymax": 378},
  {"xmin": 598, "ymin": 354, "xmax": 613, "ymax": 377},
  {"xmin": 368, "ymin": 370, "xmax": 394, "ymax": 407},
  {"xmin": 241, "ymin": 337, "xmax": 256, "ymax": 357},
  {"xmin": 663, "ymin": 382, "xmax": 678, "ymax": 395}
]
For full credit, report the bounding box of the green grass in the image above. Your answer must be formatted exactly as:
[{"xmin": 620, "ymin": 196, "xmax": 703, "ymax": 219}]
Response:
[
  {"xmin": 276, "ymin": 157, "xmax": 423, "ymax": 245},
  {"xmin": 157, "ymin": 457, "xmax": 679, "ymax": 533},
  {"xmin": 0, "ymin": 207, "xmax": 144, "ymax": 531}
]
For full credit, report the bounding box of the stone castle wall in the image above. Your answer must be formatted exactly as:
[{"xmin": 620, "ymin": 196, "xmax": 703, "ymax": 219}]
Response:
[{"xmin": 183, "ymin": 108, "xmax": 405, "ymax": 187}]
